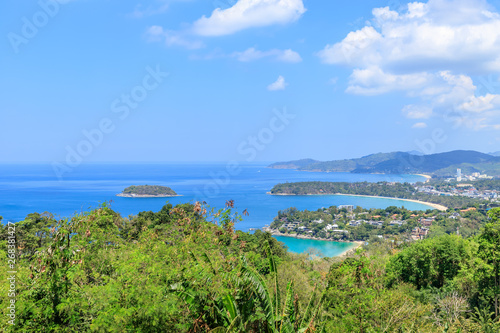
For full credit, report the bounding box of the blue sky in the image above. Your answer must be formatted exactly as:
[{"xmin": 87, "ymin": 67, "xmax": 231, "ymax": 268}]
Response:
[{"xmin": 2, "ymin": 0, "xmax": 500, "ymax": 164}]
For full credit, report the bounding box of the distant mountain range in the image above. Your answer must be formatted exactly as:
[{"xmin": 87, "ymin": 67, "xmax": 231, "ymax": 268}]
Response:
[{"xmin": 268, "ymin": 150, "xmax": 500, "ymax": 177}]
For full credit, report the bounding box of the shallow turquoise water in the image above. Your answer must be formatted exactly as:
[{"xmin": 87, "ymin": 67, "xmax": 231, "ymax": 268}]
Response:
[{"xmin": 273, "ymin": 236, "xmax": 358, "ymax": 257}]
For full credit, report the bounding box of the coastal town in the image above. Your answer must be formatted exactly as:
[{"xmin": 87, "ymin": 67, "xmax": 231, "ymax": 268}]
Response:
[
  {"xmin": 417, "ymin": 183, "xmax": 499, "ymax": 201},
  {"xmin": 264, "ymin": 200, "xmax": 490, "ymax": 244},
  {"xmin": 416, "ymin": 169, "xmax": 499, "ymax": 202}
]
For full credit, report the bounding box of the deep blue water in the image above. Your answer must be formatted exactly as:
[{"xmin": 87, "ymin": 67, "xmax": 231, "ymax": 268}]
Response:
[
  {"xmin": 1, "ymin": 163, "xmax": 429, "ymax": 227},
  {"xmin": 0, "ymin": 163, "xmax": 430, "ymax": 255}
]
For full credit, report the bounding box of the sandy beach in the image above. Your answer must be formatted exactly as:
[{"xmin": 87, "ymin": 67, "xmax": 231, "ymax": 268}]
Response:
[
  {"xmin": 269, "ymin": 192, "xmax": 448, "ymax": 211},
  {"xmin": 333, "ymin": 193, "xmax": 448, "ymax": 211},
  {"xmin": 337, "ymin": 241, "xmax": 364, "ymax": 257},
  {"xmin": 415, "ymin": 174, "xmax": 432, "ymax": 183}
]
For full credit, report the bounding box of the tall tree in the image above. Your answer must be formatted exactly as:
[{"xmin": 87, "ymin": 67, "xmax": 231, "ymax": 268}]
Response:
[{"xmin": 476, "ymin": 208, "xmax": 500, "ymax": 316}]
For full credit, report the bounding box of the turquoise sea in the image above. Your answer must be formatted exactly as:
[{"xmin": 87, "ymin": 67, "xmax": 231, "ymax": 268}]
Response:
[
  {"xmin": 0, "ymin": 163, "xmax": 429, "ymax": 256},
  {"xmin": 273, "ymin": 236, "xmax": 358, "ymax": 257}
]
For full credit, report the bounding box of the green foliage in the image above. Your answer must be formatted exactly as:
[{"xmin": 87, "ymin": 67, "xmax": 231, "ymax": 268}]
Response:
[
  {"xmin": 0, "ymin": 212, "xmax": 56, "ymax": 259},
  {"xmin": 5, "ymin": 203, "xmax": 500, "ymax": 332},
  {"xmin": 387, "ymin": 234, "xmax": 471, "ymax": 289},
  {"xmin": 471, "ymin": 208, "xmax": 500, "ymax": 317},
  {"xmin": 324, "ymin": 252, "xmax": 435, "ymax": 332},
  {"xmin": 471, "ymin": 306, "xmax": 500, "ymax": 332},
  {"xmin": 0, "ymin": 202, "xmax": 326, "ymax": 332}
]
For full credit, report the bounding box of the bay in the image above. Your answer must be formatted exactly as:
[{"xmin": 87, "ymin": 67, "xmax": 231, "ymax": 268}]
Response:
[
  {"xmin": 273, "ymin": 236, "xmax": 358, "ymax": 257},
  {"xmin": 0, "ymin": 163, "xmax": 429, "ymax": 255}
]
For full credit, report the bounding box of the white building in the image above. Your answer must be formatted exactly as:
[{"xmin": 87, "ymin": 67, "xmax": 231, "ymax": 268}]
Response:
[
  {"xmin": 339, "ymin": 205, "xmax": 354, "ymax": 212},
  {"xmin": 325, "ymin": 224, "xmax": 339, "ymax": 231}
]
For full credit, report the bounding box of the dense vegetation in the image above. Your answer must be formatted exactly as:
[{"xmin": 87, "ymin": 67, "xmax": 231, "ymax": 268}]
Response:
[
  {"xmin": 270, "ymin": 181, "xmax": 484, "ymax": 208},
  {"xmin": 268, "ymin": 150, "xmax": 500, "ymax": 176},
  {"xmin": 269, "ymin": 152, "xmax": 406, "ymax": 172},
  {"xmin": 119, "ymin": 185, "xmax": 177, "ymax": 196},
  {"xmin": 0, "ymin": 202, "xmax": 325, "ymax": 332},
  {"xmin": 3, "ymin": 203, "xmax": 500, "ymax": 331},
  {"xmin": 268, "ymin": 158, "xmax": 319, "ymax": 169}
]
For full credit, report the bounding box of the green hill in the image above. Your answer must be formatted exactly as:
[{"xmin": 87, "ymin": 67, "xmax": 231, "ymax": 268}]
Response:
[
  {"xmin": 118, "ymin": 185, "xmax": 178, "ymax": 197},
  {"xmin": 269, "ymin": 150, "xmax": 500, "ymax": 177},
  {"xmin": 268, "ymin": 158, "xmax": 319, "ymax": 169}
]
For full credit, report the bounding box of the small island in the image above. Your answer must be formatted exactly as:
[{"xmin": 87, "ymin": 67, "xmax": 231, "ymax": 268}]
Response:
[{"xmin": 117, "ymin": 185, "xmax": 179, "ymax": 197}]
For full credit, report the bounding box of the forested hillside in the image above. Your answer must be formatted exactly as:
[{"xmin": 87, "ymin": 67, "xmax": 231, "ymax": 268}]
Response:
[
  {"xmin": 270, "ymin": 181, "xmax": 482, "ymax": 208},
  {"xmin": 268, "ymin": 150, "xmax": 500, "ymax": 176},
  {"xmin": 2, "ymin": 203, "xmax": 500, "ymax": 331},
  {"xmin": 118, "ymin": 185, "xmax": 178, "ymax": 196}
]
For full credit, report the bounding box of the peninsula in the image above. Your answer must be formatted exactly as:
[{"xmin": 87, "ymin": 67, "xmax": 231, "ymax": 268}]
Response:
[
  {"xmin": 117, "ymin": 185, "xmax": 179, "ymax": 197},
  {"xmin": 268, "ymin": 181, "xmax": 490, "ymax": 210},
  {"xmin": 266, "ymin": 203, "xmax": 492, "ymax": 243}
]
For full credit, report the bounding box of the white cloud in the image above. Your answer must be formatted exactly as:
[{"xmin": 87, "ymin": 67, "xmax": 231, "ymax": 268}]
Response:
[
  {"xmin": 189, "ymin": 47, "xmax": 302, "ymax": 62},
  {"xmin": 328, "ymin": 77, "xmax": 338, "ymax": 85},
  {"xmin": 459, "ymin": 93, "xmax": 500, "ymax": 112},
  {"xmin": 412, "ymin": 122, "xmax": 428, "ymax": 128},
  {"xmin": 402, "ymin": 105, "xmax": 433, "ymax": 119},
  {"xmin": 318, "ymin": 0, "xmax": 500, "ymax": 130},
  {"xmin": 346, "ymin": 66, "xmax": 432, "ymax": 95},
  {"xmin": 317, "ymin": 26, "xmax": 383, "ymax": 66},
  {"xmin": 231, "ymin": 47, "xmax": 302, "ymax": 62},
  {"xmin": 146, "ymin": 26, "xmax": 204, "ymax": 49},
  {"xmin": 129, "ymin": 3, "xmax": 170, "ymax": 18},
  {"xmin": 267, "ymin": 75, "xmax": 287, "ymax": 91},
  {"xmin": 319, "ymin": 0, "xmax": 500, "ymax": 72},
  {"xmin": 146, "ymin": 25, "xmax": 165, "ymax": 42},
  {"xmin": 277, "ymin": 49, "xmax": 302, "ymax": 63},
  {"xmin": 128, "ymin": 0, "xmax": 194, "ymax": 18},
  {"xmin": 192, "ymin": 0, "xmax": 306, "ymax": 36}
]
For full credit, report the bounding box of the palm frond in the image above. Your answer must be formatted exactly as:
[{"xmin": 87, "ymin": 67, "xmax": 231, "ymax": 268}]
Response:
[
  {"xmin": 240, "ymin": 265, "xmax": 276, "ymax": 331},
  {"xmin": 282, "ymin": 281, "xmax": 295, "ymax": 322},
  {"xmin": 265, "ymin": 240, "xmax": 281, "ymax": 317}
]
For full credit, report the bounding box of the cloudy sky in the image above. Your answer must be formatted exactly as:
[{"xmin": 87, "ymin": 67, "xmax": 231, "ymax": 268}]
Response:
[{"xmin": 2, "ymin": 0, "xmax": 500, "ymax": 163}]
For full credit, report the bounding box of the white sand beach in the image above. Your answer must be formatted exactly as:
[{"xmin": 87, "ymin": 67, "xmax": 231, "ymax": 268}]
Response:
[
  {"xmin": 269, "ymin": 192, "xmax": 448, "ymax": 211},
  {"xmin": 333, "ymin": 193, "xmax": 447, "ymax": 211},
  {"xmin": 337, "ymin": 241, "xmax": 364, "ymax": 257},
  {"xmin": 415, "ymin": 174, "xmax": 432, "ymax": 183}
]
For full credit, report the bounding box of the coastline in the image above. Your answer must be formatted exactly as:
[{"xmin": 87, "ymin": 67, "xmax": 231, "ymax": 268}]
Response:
[
  {"xmin": 333, "ymin": 193, "xmax": 447, "ymax": 211},
  {"xmin": 415, "ymin": 174, "xmax": 432, "ymax": 183},
  {"xmin": 268, "ymin": 230, "xmax": 363, "ymax": 257},
  {"xmin": 268, "ymin": 167, "xmax": 434, "ymax": 182},
  {"xmin": 116, "ymin": 193, "xmax": 182, "ymax": 198},
  {"xmin": 338, "ymin": 241, "xmax": 364, "ymax": 257},
  {"xmin": 268, "ymin": 192, "xmax": 447, "ymax": 211}
]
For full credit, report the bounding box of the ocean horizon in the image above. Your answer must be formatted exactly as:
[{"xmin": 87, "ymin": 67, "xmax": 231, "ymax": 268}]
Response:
[{"xmin": 1, "ymin": 162, "xmax": 430, "ymax": 256}]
